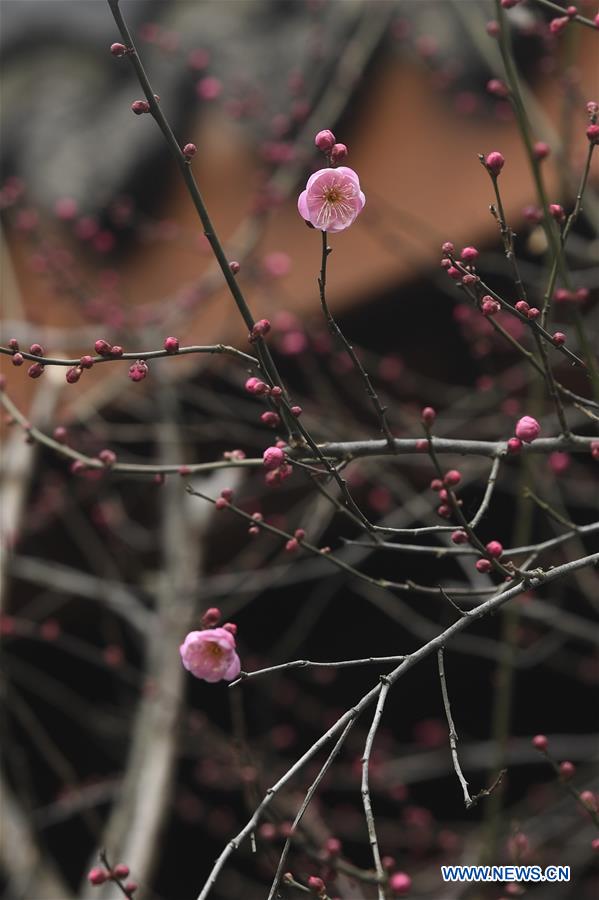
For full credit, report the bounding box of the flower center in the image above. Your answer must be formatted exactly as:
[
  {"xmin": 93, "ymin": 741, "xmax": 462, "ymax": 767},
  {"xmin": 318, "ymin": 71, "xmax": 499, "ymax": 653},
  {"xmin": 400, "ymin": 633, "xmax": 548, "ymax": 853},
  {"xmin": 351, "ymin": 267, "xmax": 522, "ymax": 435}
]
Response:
[{"xmin": 324, "ymin": 186, "xmax": 343, "ymax": 204}]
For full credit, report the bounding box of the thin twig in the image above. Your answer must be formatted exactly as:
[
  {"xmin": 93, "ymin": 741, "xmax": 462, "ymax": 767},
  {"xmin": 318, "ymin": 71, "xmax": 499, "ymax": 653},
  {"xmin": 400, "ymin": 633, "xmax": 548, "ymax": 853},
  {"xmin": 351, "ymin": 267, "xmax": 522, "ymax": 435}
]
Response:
[
  {"xmin": 361, "ymin": 676, "xmax": 391, "ymax": 899},
  {"xmin": 438, "ymin": 648, "xmax": 474, "ymax": 808}
]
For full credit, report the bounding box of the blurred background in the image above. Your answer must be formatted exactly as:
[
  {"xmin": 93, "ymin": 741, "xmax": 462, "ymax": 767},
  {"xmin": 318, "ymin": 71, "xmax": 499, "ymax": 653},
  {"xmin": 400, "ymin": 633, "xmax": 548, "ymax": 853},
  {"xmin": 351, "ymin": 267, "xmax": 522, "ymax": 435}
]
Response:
[{"xmin": 1, "ymin": 1, "xmax": 598, "ymax": 898}]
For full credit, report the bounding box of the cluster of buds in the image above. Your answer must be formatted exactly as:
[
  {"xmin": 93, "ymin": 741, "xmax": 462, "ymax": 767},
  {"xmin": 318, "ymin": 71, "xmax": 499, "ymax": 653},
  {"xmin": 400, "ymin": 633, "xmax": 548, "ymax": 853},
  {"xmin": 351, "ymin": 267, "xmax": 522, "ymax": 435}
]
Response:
[
  {"xmin": 475, "ymin": 540, "xmax": 504, "ymax": 574},
  {"xmin": 554, "ymin": 287, "xmax": 589, "ymax": 304},
  {"xmin": 88, "ymin": 862, "xmax": 137, "ymax": 896},
  {"xmin": 262, "ymin": 444, "xmax": 292, "ymax": 487},
  {"xmin": 214, "ymin": 488, "xmax": 234, "ymax": 510},
  {"xmin": 514, "ymin": 299, "xmax": 540, "ymax": 321},
  {"xmin": 314, "ymin": 128, "xmax": 348, "ymax": 166},
  {"xmin": 430, "ymin": 468, "xmax": 462, "ymax": 520}
]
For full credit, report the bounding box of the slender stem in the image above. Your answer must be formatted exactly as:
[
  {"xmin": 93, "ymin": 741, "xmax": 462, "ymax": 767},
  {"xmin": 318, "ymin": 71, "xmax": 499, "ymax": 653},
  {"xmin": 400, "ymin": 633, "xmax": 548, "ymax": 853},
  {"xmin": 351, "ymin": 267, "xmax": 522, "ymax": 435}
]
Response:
[
  {"xmin": 361, "ymin": 677, "xmax": 391, "ymax": 899},
  {"xmin": 318, "ymin": 231, "xmax": 396, "ymax": 447},
  {"xmin": 105, "ymin": 0, "xmax": 298, "ymax": 438},
  {"xmin": 0, "ymin": 344, "xmax": 258, "ymax": 367},
  {"xmin": 438, "ymin": 648, "xmax": 473, "ymax": 808},
  {"xmin": 266, "ymin": 719, "xmax": 357, "ymax": 900},
  {"xmin": 231, "ymin": 655, "xmax": 408, "ymax": 687}
]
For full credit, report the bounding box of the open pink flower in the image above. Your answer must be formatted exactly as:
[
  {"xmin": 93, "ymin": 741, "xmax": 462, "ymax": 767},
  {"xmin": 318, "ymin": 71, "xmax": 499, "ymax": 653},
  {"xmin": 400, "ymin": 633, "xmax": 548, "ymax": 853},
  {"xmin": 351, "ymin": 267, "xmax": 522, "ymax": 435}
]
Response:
[
  {"xmin": 180, "ymin": 627, "xmax": 241, "ymax": 683},
  {"xmin": 298, "ymin": 166, "xmax": 365, "ymax": 232}
]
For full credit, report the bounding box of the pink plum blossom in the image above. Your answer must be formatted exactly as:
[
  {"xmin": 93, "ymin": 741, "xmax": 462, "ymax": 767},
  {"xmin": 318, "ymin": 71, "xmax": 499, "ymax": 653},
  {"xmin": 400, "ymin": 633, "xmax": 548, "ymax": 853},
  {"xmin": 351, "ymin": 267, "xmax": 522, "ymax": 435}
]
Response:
[
  {"xmin": 180, "ymin": 627, "xmax": 241, "ymax": 683},
  {"xmin": 298, "ymin": 166, "xmax": 365, "ymax": 232}
]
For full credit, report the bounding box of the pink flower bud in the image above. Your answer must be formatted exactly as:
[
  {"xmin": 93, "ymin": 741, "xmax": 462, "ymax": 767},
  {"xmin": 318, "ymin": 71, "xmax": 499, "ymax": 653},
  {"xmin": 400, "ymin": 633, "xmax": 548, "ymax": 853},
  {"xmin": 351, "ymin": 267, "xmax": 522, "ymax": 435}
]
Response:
[
  {"xmin": 285, "ymin": 538, "xmax": 299, "ymax": 553},
  {"xmin": 437, "ymin": 505, "xmax": 451, "ymax": 519},
  {"xmin": 94, "ymin": 339, "xmax": 112, "ymax": 356},
  {"xmin": 462, "ymin": 273, "xmax": 478, "ymax": 286},
  {"xmin": 460, "ymin": 246, "xmax": 479, "ymax": 262},
  {"xmin": 326, "ymin": 836, "xmax": 342, "ymax": 855},
  {"xmin": 533, "ymin": 141, "xmax": 551, "ymax": 160},
  {"xmin": 79, "ymin": 355, "xmax": 94, "ymax": 369},
  {"xmin": 8, "ymin": 338, "xmax": 19, "ymax": 351},
  {"xmin": 123, "ymin": 882, "xmax": 138, "ymax": 895},
  {"xmin": 389, "ymin": 872, "xmax": 412, "ymax": 895},
  {"xmin": 330, "ymin": 143, "xmax": 348, "ymax": 164},
  {"xmin": 554, "ymin": 288, "xmax": 572, "ymax": 303},
  {"xmin": 485, "ymin": 151, "xmax": 505, "ymax": 175},
  {"xmin": 202, "ymin": 608, "xmax": 221, "ymax": 628},
  {"xmin": 444, "ymin": 470, "xmax": 462, "ymax": 486},
  {"xmin": 110, "ymin": 42, "xmax": 127, "ymax": 57},
  {"xmin": 314, "ymin": 130, "xmax": 336, "ymax": 152},
  {"xmin": 183, "ymin": 143, "xmax": 197, "ymax": 158},
  {"xmin": 451, "ymin": 530, "xmax": 468, "ymax": 544},
  {"xmin": 263, "ymin": 446, "xmax": 285, "ymax": 470},
  {"xmin": 30, "ymin": 343, "xmax": 44, "ymax": 355},
  {"xmin": 523, "ymin": 205, "xmax": 543, "ymax": 223},
  {"xmin": 486, "ymin": 20, "xmax": 500, "ymax": 36},
  {"xmin": 566, "ymin": 6, "xmax": 577, "ymax": 17},
  {"xmin": 587, "ymin": 124, "xmax": 599, "ymax": 144},
  {"xmin": 214, "ymin": 497, "xmax": 229, "ymax": 510},
  {"xmin": 128, "ymin": 360, "xmax": 148, "ymax": 382},
  {"xmin": 580, "ymin": 790, "xmax": 597, "ymax": 811},
  {"xmin": 526, "ymin": 307, "xmax": 540, "ymax": 320},
  {"xmin": 250, "ymin": 319, "xmax": 271, "ymax": 340},
  {"xmin": 164, "ymin": 336, "xmax": 179, "ymax": 353},
  {"xmin": 111, "ymin": 345, "xmax": 124, "ymax": 357},
  {"xmin": 11, "ymin": 352, "xmax": 24, "ymax": 366},
  {"xmin": 507, "ymin": 437, "xmax": 522, "ymax": 454},
  {"xmin": 590, "ymin": 440, "xmax": 599, "ymax": 460},
  {"xmin": 575, "ymin": 287, "xmax": 589, "ymax": 303},
  {"xmin": 514, "ymin": 300, "xmax": 529, "ymax": 314},
  {"xmin": 290, "ymin": 405, "xmax": 302, "ymax": 416},
  {"xmin": 229, "ymin": 261, "xmax": 240, "ymax": 274},
  {"xmin": 446, "ymin": 266, "xmax": 462, "ymax": 280},
  {"xmin": 486, "ymin": 540, "xmax": 503, "ymax": 558},
  {"xmin": 549, "ymin": 16, "xmax": 570, "ymax": 34},
  {"xmin": 532, "ymin": 734, "xmax": 548, "ymax": 751},
  {"xmin": 88, "ymin": 868, "xmax": 109, "ymax": 885},
  {"xmin": 487, "ymin": 79, "xmax": 508, "ymax": 98},
  {"xmin": 261, "ymin": 411, "xmax": 280, "ymax": 427},
  {"xmin": 559, "ymin": 761, "xmax": 575, "ymax": 779},
  {"xmin": 196, "ymin": 76, "xmax": 222, "ymax": 100},
  {"xmin": 421, "ymin": 406, "xmax": 436, "ymax": 425},
  {"xmin": 131, "ymin": 100, "xmax": 150, "ymax": 115},
  {"xmin": 27, "ymin": 362, "xmax": 45, "ymax": 379},
  {"xmin": 476, "ymin": 558, "xmax": 492, "ymax": 573},
  {"xmin": 113, "ymin": 864, "xmax": 130, "ymax": 879},
  {"xmin": 552, "ymin": 332, "xmax": 566, "ymax": 346},
  {"xmin": 549, "ymin": 203, "xmax": 565, "ymax": 223},
  {"xmin": 441, "ymin": 241, "xmax": 455, "ymax": 255},
  {"xmin": 307, "ymin": 876, "xmax": 326, "ymax": 894},
  {"xmin": 430, "ymin": 478, "xmax": 443, "ymax": 491},
  {"xmin": 54, "ymin": 426, "xmax": 68, "ymax": 443},
  {"xmin": 66, "ymin": 366, "xmax": 82, "ymax": 384},
  {"xmin": 515, "ymin": 415, "xmax": 541, "ymax": 443},
  {"xmin": 481, "ymin": 297, "xmax": 500, "ymax": 317},
  {"xmin": 98, "ymin": 449, "xmax": 117, "ymax": 466}
]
